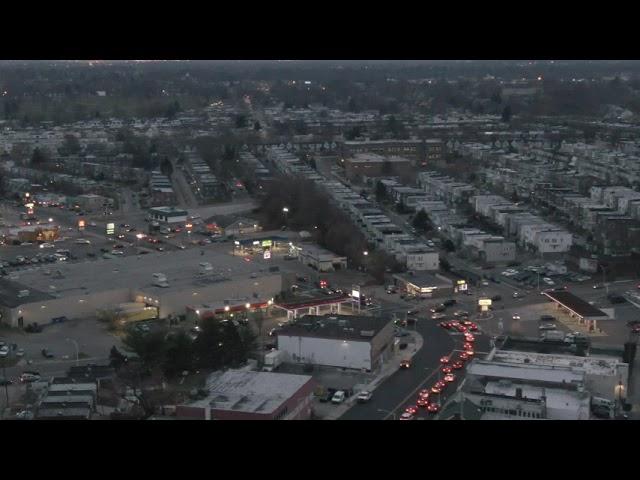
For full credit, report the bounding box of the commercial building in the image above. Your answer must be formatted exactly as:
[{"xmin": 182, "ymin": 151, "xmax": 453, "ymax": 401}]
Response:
[
  {"xmin": 295, "ymin": 244, "xmax": 348, "ymax": 272},
  {"xmin": 343, "ymin": 153, "xmax": 412, "ymax": 180},
  {"xmin": 276, "ymin": 314, "xmax": 395, "ymax": 371},
  {"xmin": 148, "ymin": 206, "xmax": 188, "ymax": 224},
  {"xmin": 442, "ymin": 335, "xmax": 629, "ymax": 420},
  {"xmin": 543, "ymin": 290, "xmax": 610, "ymax": 331},
  {"xmin": 342, "ymin": 138, "xmax": 443, "ymax": 164},
  {"xmin": 176, "ymin": 369, "xmax": 316, "ymax": 420},
  {"xmin": 391, "ymin": 272, "xmax": 454, "ymax": 298}
]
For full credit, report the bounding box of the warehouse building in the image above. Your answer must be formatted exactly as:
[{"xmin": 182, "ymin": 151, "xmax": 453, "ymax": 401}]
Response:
[
  {"xmin": 176, "ymin": 369, "xmax": 317, "ymax": 420},
  {"xmin": 276, "ymin": 314, "xmax": 395, "ymax": 371}
]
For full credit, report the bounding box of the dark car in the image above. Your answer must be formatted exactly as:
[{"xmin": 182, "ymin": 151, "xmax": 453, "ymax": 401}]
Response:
[
  {"xmin": 491, "ymin": 295, "xmax": 502, "ymax": 302},
  {"xmin": 25, "ymin": 323, "xmax": 43, "ymax": 333},
  {"xmin": 41, "ymin": 348, "xmax": 54, "ymax": 358},
  {"xmin": 430, "ymin": 304, "xmax": 446, "ymax": 313},
  {"xmin": 442, "ymin": 299, "xmax": 456, "ymax": 307},
  {"xmin": 0, "ymin": 378, "xmax": 13, "ymax": 386}
]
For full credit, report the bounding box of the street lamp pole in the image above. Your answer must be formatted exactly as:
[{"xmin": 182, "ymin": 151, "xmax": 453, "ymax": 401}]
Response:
[{"xmin": 66, "ymin": 338, "xmax": 79, "ymax": 366}]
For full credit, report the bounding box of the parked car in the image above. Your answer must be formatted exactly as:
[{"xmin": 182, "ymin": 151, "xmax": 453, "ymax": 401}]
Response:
[
  {"xmin": 0, "ymin": 346, "xmax": 8, "ymax": 358},
  {"xmin": 331, "ymin": 390, "xmax": 346, "ymax": 404},
  {"xmin": 0, "ymin": 378, "xmax": 13, "ymax": 386},
  {"xmin": 539, "ymin": 323, "xmax": 557, "ymax": 331},
  {"xmin": 41, "ymin": 348, "xmax": 54, "ymax": 358},
  {"xmin": 20, "ymin": 372, "xmax": 41, "ymax": 383},
  {"xmin": 356, "ymin": 391, "xmax": 372, "ymax": 403}
]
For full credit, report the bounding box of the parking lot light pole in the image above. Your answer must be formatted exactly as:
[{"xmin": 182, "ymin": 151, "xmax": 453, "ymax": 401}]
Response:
[{"xmin": 66, "ymin": 338, "xmax": 79, "ymax": 366}]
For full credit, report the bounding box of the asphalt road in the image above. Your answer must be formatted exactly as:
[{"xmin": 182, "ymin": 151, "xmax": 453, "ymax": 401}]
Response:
[{"xmin": 339, "ymin": 295, "xmax": 490, "ymax": 420}]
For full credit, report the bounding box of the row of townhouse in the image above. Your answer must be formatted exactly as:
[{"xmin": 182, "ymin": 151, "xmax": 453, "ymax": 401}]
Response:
[
  {"xmin": 417, "ymin": 171, "xmax": 477, "ymax": 206},
  {"xmin": 239, "ymin": 150, "xmax": 273, "ymax": 186},
  {"xmin": 148, "ymin": 171, "xmax": 177, "ymax": 206},
  {"xmin": 414, "ymin": 172, "xmax": 515, "ymax": 264},
  {"xmin": 472, "ymin": 195, "xmax": 573, "ymax": 254},
  {"xmin": 264, "ymin": 151, "xmax": 439, "ymax": 271},
  {"xmin": 560, "ymin": 142, "xmax": 640, "ymax": 187},
  {"xmin": 183, "ymin": 149, "xmax": 225, "ymax": 201},
  {"xmin": 50, "ymin": 155, "xmax": 149, "ymax": 185}
]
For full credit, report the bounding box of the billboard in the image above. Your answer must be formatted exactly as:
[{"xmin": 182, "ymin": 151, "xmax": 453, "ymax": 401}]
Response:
[
  {"xmin": 106, "ymin": 223, "xmax": 115, "ymax": 235},
  {"xmin": 478, "ymin": 298, "xmax": 492, "ymax": 307},
  {"xmin": 261, "ymin": 239, "xmax": 273, "ymax": 248},
  {"xmin": 78, "ymin": 219, "xmax": 85, "ymax": 231},
  {"xmin": 263, "ymin": 249, "xmax": 271, "ymax": 260}
]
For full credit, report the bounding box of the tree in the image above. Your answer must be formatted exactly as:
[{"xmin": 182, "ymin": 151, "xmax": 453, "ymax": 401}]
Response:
[
  {"xmin": 381, "ymin": 159, "xmax": 393, "ymax": 176},
  {"xmin": 30, "ymin": 147, "xmax": 49, "ymax": 166},
  {"xmin": 160, "ymin": 157, "xmax": 174, "ymax": 177},
  {"xmin": 114, "ymin": 362, "xmax": 171, "ymax": 419},
  {"xmin": 443, "ymin": 239, "xmax": 456, "ymax": 252},
  {"xmin": 165, "ymin": 100, "xmax": 181, "ymax": 119},
  {"xmin": 163, "ymin": 331, "xmax": 194, "ymax": 378},
  {"xmin": 235, "ymin": 114, "xmax": 248, "ymax": 129},
  {"xmin": 254, "ymin": 121, "xmax": 261, "ymax": 131},
  {"xmin": 375, "ymin": 180, "xmax": 387, "ymax": 202},
  {"xmin": 59, "ymin": 134, "xmax": 82, "ymax": 155},
  {"xmin": 344, "ymin": 126, "xmax": 363, "ymax": 141},
  {"xmin": 501, "ymin": 104, "xmax": 512, "ymax": 123},
  {"xmin": 109, "ymin": 345, "xmax": 128, "ymax": 371},
  {"xmin": 440, "ymin": 257, "xmax": 451, "ymax": 272},
  {"xmin": 122, "ymin": 328, "xmax": 169, "ymax": 369},
  {"xmin": 412, "ymin": 209, "xmax": 432, "ymax": 232}
]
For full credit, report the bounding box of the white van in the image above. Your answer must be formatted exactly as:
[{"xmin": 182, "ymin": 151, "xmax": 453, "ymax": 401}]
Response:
[{"xmin": 331, "ymin": 390, "xmax": 346, "ymax": 404}]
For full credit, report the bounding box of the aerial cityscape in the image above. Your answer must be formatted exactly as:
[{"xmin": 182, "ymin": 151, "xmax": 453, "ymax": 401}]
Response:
[{"xmin": 0, "ymin": 59, "xmax": 638, "ymax": 421}]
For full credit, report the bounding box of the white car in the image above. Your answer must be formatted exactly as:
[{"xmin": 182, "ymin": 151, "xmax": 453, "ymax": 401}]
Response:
[
  {"xmin": 111, "ymin": 250, "xmax": 125, "ymax": 256},
  {"xmin": 481, "ymin": 280, "xmax": 489, "ymax": 286},
  {"xmin": 543, "ymin": 277, "xmax": 555, "ymax": 286},
  {"xmin": 75, "ymin": 239, "xmax": 91, "ymax": 245},
  {"xmin": 512, "ymin": 314, "xmax": 521, "ymax": 321},
  {"xmin": 0, "ymin": 346, "xmax": 9, "ymax": 358},
  {"xmin": 39, "ymin": 243, "xmax": 55, "ymax": 249},
  {"xmin": 331, "ymin": 390, "xmax": 346, "ymax": 404},
  {"xmin": 357, "ymin": 391, "xmax": 372, "ymax": 403},
  {"xmin": 539, "ymin": 323, "xmax": 557, "ymax": 331}
]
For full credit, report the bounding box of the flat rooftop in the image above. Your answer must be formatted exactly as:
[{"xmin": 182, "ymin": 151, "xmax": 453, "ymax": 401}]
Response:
[
  {"xmin": 491, "ymin": 350, "xmax": 625, "ymax": 376},
  {"xmin": 3, "ymin": 246, "xmax": 279, "ymax": 302},
  {"xmin": 393, "ymin": 272, "xmax": 452, "ymax": 288},
  {"xmin": 543, "ymin": 291, "xmax": 609, "ymax": 319},
  {"xmin": 484, "ymin": 381, "xmax": 589, "ymax": 419},
  {"xmin": 192, "ymin": 369, "xmax": 313, "ymax": 415},
  {"xmin": 467, "ymin": 360, "xmax": 585, "ymax": 385},
  {"xmin": 276, "ymin": 314, "xmax": 392, "ymax": 342}
]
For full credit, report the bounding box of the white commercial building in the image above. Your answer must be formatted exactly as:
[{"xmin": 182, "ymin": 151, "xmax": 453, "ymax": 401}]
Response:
[{"xmin": 276, "ymin": 314, "xmax": 395, "ymax": 371}]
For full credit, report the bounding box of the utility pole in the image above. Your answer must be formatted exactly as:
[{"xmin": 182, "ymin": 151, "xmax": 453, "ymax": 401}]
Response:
[{"xmin": 2, "ymin": 358, "xmax": 8, "ymax": 414}]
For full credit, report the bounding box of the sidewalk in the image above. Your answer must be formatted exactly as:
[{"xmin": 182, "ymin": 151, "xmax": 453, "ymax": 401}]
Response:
[{"xmin": 322, "ymin": 331, "xmax": 425, "ymax": 420}]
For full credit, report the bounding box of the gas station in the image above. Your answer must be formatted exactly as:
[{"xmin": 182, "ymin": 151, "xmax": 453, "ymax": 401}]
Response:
[{"xmin": 273, "ymin": 293, "xmax": 352, "ymax": 321}]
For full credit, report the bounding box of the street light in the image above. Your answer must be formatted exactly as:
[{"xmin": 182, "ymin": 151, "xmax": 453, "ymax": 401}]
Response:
[{"xmin": 66, "ymin": 338, "xmax": 79, "ymax": 366}]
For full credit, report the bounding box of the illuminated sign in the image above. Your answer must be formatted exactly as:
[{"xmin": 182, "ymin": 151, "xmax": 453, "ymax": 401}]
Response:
[
  {"xmin": 455, "ymin": 280, "xmax": 468, "ymax": 292},
  {"xmin": 78, "ymin": 219, "xmax": 86, "ymax": 230},
  {"xmin": 185, "ymin": 223, "xmax": 193, "ymax": 230},
  {"xmin": 351, "ymin": 284, "xmax": 361, "ymax": 299},
  {"xmin": 253, "ymin": 241, "xmax": 260, "ymax": 246},
  {"xmin": 478, "ymin": 299, "xmax": 492, "ymax": 307},
  {"xmin": 263, "ymin": 250, "xmax": 271, "ymax": 260},
  {"xmin": 261, "ymin": 240, "xmax": 273, "ymax": 248},
  {"xmin": 106, "ymin": 223, "xmax": 115, "ymax": 235}
]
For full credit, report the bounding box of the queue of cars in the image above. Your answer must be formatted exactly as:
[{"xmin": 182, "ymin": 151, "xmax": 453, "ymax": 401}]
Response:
[{"xmin": 400, "ymin": 334, "xmax": 476, "ymax": 420}]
